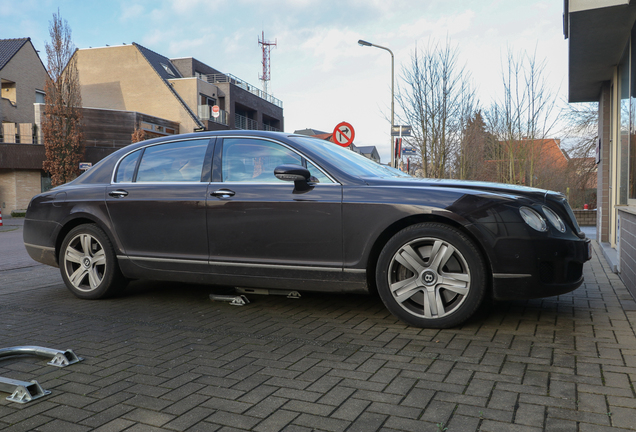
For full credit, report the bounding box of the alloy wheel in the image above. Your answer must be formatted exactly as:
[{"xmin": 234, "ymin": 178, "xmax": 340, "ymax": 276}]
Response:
[
  {"xmin": 62, "ymin": 233, "xmax": 107, "ymax": 292},
  {"xmin": 387, "ymin": 237, "xmax": 471, "ymax": 319}
]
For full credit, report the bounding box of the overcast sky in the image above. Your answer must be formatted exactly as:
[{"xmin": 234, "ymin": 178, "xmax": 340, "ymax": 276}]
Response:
[{"xmin": 1, "ymin": 0, "xmax": 569, "ymax": 163}]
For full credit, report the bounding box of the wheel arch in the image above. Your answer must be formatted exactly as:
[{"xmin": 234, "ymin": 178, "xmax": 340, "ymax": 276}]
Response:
[
  {"xmin": 365, "ymin": 213, "xmax": 494, "ymax": 296},
  {"xmin": 55, "ymin": 215, "xmax": 119, "ymax": 265}
]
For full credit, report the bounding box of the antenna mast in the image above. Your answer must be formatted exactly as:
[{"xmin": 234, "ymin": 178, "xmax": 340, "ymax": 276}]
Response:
[{"xmin": 258, "ymin": 31, "xmax": 277, "ymax": 95}]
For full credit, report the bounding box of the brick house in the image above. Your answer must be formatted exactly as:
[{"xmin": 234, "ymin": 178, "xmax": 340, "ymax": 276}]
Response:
[{"xmin": 0, "ymin": 38, "xmax": 48, "ymax": 213}]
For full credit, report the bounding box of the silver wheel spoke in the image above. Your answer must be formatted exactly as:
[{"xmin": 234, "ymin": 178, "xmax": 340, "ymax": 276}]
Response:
[
  {"xmin": 65, "ymin": 248, "xmax": 83, "ymax": 264},
  {"xmin": 88, "ymin": 266, "xmax": 101, "ymax": 289},
  {"xmin": 69, "ymin": 266, "xmax": 88, "ymax": 287},
  {"xmin": 92, "ymin": 249, "xmax": 106, "ymax": 267},
  {"xmin": 392, "ymin": 279, "xmax": 422, "ymax": 303},
  {"xmin": 80, "ymin": 234, "xmax": 92, "ymax": 255},
  {"xmin": 390, "ymin": 276, "xmax": 417, "ymax": 293},
  {"xmin": 396, "ymin": 245, "xmax": 427, "ymax": 274},
  {"xmin": 439, "ymin": 273, "xmax": 470, "ymax": 295},
  {"xmin": 429, "ymin": 241, "xmax": 455, "ymax": 273}
]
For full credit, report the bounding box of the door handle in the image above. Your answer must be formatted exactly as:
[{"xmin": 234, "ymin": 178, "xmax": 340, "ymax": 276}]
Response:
[
  {"xmin": 108, "ymin": 190, "xmax": 129, "ymax": 198},
  {"xmin": 211, "ymin": 189, "xmax": 235, "ymax": 198}
]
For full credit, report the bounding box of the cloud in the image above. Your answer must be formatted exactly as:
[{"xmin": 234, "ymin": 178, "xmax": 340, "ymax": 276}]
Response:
[
  {"xmin": 300, "ymin": 28, "xmax": 366, "ymax": 72},
  {"xmin": 399, "ymin": 10, "xmax": 476, "ymax": 40},
  {"xmin": 119, "ymin": 3, "xmax": 144, "ymax": 21}
]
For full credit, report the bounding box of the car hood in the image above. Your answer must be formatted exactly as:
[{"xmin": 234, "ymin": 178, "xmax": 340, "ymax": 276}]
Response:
[{"xmin": 363, "ymin": 176, "xmax": 560, "ymax": 201}]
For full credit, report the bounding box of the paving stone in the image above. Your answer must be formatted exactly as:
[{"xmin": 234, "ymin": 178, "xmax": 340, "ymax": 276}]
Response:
[
  {"xmin": 1, "ymin": 231, "xmax": 635, "ymax": 432},
  {"xmin": 253, "ymin": 409, "xmax": 298, "ymax": 432}
]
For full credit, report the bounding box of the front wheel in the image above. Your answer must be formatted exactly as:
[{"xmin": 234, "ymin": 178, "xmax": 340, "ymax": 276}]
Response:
[
  {"xmin": 59, "ymin": 224, "xmax": 127, "ymax": 299},
  {"xmin": 376, "ymin": 223, "xmax": 487, "ymax": 328}
]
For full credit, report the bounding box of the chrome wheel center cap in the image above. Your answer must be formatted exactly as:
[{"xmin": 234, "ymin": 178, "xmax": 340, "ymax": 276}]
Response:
[
  {"xmin": 420, "ymin": 270, "xmax": 438, "ymax": 286},
  {"xmin": 82, "ymin": 257, "xmax": 92, "ymax": 269}
]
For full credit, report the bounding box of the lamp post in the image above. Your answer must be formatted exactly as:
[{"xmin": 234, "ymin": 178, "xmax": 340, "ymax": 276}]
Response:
[{"xmin": 358, "ymin": 39, "xmax": 394, "ymax": 167}]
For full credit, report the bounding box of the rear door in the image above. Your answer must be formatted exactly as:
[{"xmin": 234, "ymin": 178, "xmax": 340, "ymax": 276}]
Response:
[{"xmin": 106, "ymin": 137, "xmax": 213, "ymax": 272}]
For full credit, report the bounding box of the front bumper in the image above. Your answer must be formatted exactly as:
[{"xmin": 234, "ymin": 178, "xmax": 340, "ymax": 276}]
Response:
[{"xmin": 491, "ymin": 237, "xmax": 591, "ymax": 301}]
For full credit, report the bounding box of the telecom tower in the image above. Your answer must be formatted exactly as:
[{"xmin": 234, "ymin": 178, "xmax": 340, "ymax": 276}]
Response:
[{"xmin": 258, "ymin": 31, "xmax": 276, "ymax": 96}]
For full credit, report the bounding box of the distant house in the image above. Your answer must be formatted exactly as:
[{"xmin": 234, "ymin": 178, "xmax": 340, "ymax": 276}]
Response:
[
  {"xmin": 0, "ymin": 38, "xmax": 48, "ymax": 213},
  {"xmin": 356, "ymin": 146, "xmax": 381, "ymax": 163},
  {"xmin": 486, "ymin": 138, "xmax": 569, "ymax": 189},
  {"xmin": 293, "ymin": 128, "xmax": 381, "ymax": 163},
  {"xmin": 75, "ymin": 43, "xmax": 284, "ymax": 134}
]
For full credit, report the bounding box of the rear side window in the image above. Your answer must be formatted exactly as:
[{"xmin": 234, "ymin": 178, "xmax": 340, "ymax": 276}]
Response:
[
  {"xmin": 115, "ymin": 150, "xmax": 141, "ymax": 183},
  {"xmin": 115, "ymin": 139, "xmax": 209, "ymax": 183}
]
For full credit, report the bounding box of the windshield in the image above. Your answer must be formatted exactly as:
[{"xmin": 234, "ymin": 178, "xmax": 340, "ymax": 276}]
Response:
[{"xmin": 290, "ymin": 136, "xmax": 411, "ymax": 178}]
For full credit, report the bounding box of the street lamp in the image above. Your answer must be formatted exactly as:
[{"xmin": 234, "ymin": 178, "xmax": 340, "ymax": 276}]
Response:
[{"xmin": 358, "ymin": 39, "xmax": 395, "ymax": 167}]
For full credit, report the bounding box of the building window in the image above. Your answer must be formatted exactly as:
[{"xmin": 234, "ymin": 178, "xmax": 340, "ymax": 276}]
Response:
[
  {"xmin": 35, "ymin": 90, "xmax": 45, "ymax": 104},
  {"xmin": 619, "ymin": 45, "xmax": 629, "ymax": 205},
  {"xmin": 161, "ymin": 63, "xmax": 176, "ymax": 77},
  {"xmin": 200, "ymin": 94, "xmax": 216, "ymax": 107}
]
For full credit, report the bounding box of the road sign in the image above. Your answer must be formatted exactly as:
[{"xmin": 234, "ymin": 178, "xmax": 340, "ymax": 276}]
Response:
[
  {"xmin": 402, "ymin": 147, "xmax": 416, "ymax": 155},
  {"xmin": 332, "ymin": 122, "xmax": 355, "ymax": 147},
  {"xmin": 391, "ymin": 125, "xmax": 412, "ymax": 136},
  {"xmin": 212, "ymin": 105, "xmax": 220, "ymax": 118}
]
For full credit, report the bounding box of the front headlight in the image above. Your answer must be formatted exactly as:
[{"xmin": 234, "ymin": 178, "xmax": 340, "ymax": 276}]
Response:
[
  {"xmin": 520, "ymin": 206, "xmax": 547, "ymax": 232},
  {"xmin": 542, "ymin": 206, "xmax": 566, "ymax": 233}
]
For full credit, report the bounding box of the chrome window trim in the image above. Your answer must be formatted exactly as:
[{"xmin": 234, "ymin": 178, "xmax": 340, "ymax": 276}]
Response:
[
  {"xmin": 112, "ymin": 181, "xmax": 207, "ymax": 186},
  {"xmin": 219, "ymin": 136, "xmax": 340, "ymax": 185},
  {"xmin": 217, "ymin": 181, "xmax": 341, "ymax": 187},
  {"xmin": 110, "ymin": 137, "xmax": 212, "ymax": 185}
]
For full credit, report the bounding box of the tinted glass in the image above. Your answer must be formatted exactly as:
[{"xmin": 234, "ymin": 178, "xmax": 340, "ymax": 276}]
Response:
[
  {"xmin": 223, "ymin": 138, "xmax": 302, "ymax": 182},
  {"xmin": 136, "ymin": 139, "xmax": 209, "ymax": 182},
  {"xmin": 290, "ymin": 136, "xmax": 401, "ymax": 178},
  {"xmin": 115, "ymin": 150, "xmax": 141, "ymax": 183},
  {"xmin": 306, "ymin": 160, "xmax": 333, "ymax": 183}
]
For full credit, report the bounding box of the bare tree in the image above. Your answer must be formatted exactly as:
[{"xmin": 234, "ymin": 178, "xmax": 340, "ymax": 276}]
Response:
[
  {"xmin": 397, "ymin": 39, "xmax": 478, "ymax": 179},
  {"xmin": 486, "ymin": 48, "xmax": 559, "ymax": 187},
  {"xmin": 562, "ymin": 102, "xmax": 599, "ymax": 207},
  {"xmin": 42, "ymin": 10, "xmax": 84, "ymax": 187}
]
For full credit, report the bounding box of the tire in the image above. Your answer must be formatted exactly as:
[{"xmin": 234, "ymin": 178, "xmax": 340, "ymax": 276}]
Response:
[
  {"xmin": 376, "ymin": 223, "xmax": 487, "ymax": 328},
  {"xmin": 59, "ymin": 224, "xmax": 127, "ymax": 299}
]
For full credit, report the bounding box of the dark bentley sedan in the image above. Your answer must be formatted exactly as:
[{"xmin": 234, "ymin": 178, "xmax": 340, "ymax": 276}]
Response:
[{"xmin": 23, "ymin": 131, "xmax": 591, "ymax": 328}]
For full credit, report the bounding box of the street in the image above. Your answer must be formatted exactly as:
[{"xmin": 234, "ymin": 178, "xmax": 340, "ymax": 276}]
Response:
[{"xmin": 1, "ymin": 216, "xmax": 636, "ymax": 431}]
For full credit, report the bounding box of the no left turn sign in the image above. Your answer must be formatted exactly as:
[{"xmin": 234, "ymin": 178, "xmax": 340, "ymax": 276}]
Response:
[{"xmin": 332, "ymin": 122, "xmax": 355, "ymax": 147}]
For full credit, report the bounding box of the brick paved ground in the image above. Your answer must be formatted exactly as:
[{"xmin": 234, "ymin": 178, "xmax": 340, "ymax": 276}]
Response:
[{"xmin": 1, "ymin": 221, "xmax": 635, "ymax": 431}]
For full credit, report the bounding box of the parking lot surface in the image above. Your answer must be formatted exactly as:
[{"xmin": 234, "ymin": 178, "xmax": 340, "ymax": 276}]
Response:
[{"xmin": 1, "ymin": 217, "xmax": 636, "ymax": 431}]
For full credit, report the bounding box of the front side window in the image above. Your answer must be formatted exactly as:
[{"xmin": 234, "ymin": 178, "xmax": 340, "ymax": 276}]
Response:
[
  {"xmin": 116, "ymin": 139, "xmax": 209, "ymax": 183},
  {"xmin": 222, "ymin": 138, "xmax": 302, "ymax": 183}
]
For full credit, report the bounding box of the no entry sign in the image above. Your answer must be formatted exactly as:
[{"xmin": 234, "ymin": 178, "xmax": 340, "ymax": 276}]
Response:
[{"xmin": 332, "ymin": 122, "xmax": 355, "ymax": 147}]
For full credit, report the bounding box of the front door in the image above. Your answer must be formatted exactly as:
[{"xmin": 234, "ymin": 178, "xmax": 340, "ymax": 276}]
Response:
[{"xmin": 206, "ymin": 137, "xmax": 343, "ymax": 280}]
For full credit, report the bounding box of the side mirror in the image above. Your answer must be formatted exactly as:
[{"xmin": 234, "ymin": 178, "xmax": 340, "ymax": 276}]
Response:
[{"xmin": 274, "ymin": 164, "xmax": 313, "ymax": 193}]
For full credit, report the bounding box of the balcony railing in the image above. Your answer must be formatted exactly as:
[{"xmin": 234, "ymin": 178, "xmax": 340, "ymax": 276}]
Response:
[
  {"xmin": 201, "ymin": 73, "xmax": 283, "ymax": 108},
  {"xmin": 198, "ymin": 105, "xmax": 229, "ymax": 126},
  {"xmin": 1, "ymin": 123, "xmax": 37, "ymax": 144},
  {"xmin": 263, "ymin": 124, "xmax": 280, "ymax": 132},
  {"xmin": 235, "ymin": 113, "xmax": 258, "ymax": 130}
]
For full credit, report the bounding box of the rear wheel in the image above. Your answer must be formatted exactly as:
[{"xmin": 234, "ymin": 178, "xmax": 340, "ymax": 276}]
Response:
[
  {"xmin": 59, "ymin": 224, "xmax": 127, "ymax": 299},
  {"xmin": 376, "ymin": 223, "xmax": 487, "ymax": 328}
]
